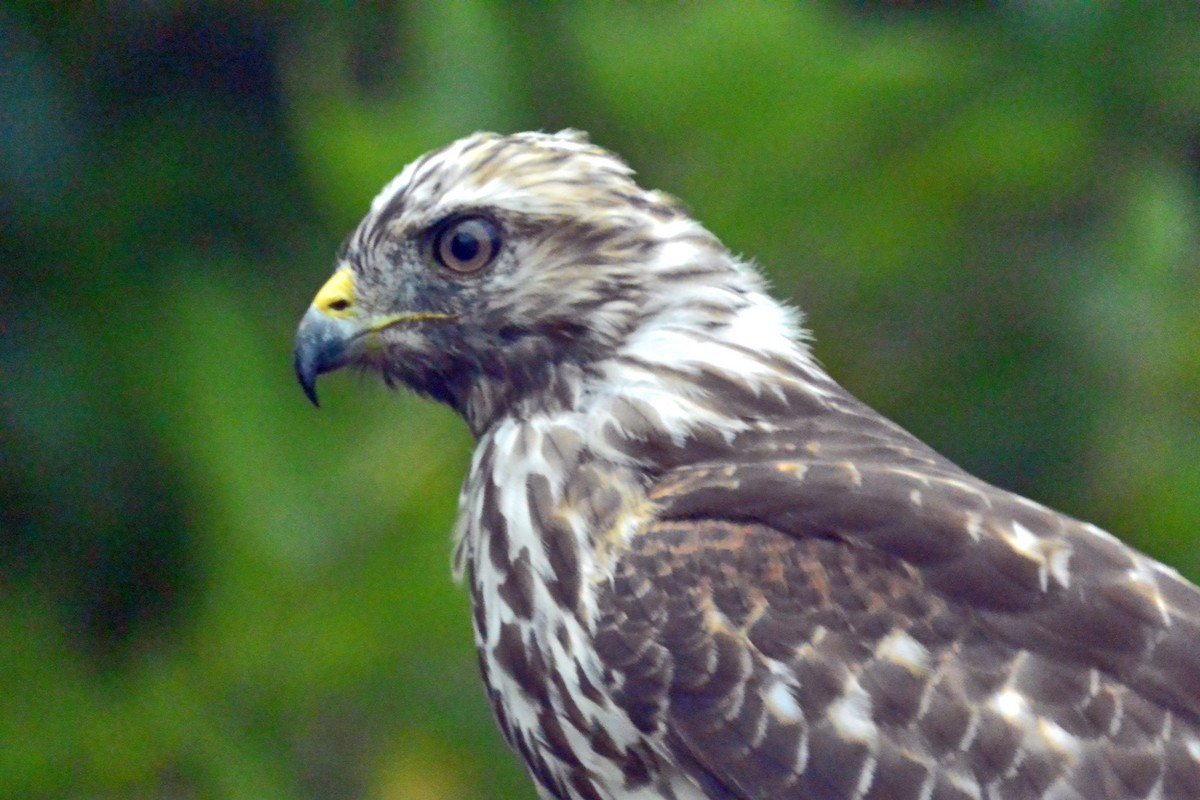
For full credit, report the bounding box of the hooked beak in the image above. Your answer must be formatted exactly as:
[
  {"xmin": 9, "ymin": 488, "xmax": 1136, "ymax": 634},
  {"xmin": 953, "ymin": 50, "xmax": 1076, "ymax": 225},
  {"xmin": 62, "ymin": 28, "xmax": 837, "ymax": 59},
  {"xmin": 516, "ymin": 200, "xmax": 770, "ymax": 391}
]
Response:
[
  {"xmin": 294, "ymin": 269, "xmax": 365, "ymax": 407},
  {"xmin": 294, "ymin": 267, "xmax": 454, "ymax": 407}
]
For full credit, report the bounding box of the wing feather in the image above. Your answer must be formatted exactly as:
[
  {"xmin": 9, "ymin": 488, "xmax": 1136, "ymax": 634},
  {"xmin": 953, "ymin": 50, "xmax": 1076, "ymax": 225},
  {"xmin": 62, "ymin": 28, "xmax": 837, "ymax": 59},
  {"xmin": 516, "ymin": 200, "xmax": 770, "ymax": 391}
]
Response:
[
  {"xmin": 648, "ymin": 409, "xmax": 1200, "ymax": 724},
  {"xmin": 595, "ymin": 518, "xmax": 1200, "ymax": 799},
  {"xmin": 591, "ymin": 406, "xmax": 1200, "ymax": 799}
]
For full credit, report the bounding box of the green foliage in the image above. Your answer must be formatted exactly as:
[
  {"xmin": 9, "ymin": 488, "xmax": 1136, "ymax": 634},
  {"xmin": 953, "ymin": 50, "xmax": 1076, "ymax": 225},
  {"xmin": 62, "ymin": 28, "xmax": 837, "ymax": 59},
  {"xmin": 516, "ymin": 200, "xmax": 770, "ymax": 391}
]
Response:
[{"xmin": 2, "ymin": 3, "xmax": 1198, "ymax": 798}]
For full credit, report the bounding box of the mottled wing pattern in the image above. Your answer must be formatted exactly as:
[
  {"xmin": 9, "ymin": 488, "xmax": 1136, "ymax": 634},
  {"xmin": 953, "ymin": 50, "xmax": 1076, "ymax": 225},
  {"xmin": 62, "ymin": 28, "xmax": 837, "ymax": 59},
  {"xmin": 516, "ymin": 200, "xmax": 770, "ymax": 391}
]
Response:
[{"xmin": 594, "ymin": 411, "xmax": 1200, "ymax": 800}]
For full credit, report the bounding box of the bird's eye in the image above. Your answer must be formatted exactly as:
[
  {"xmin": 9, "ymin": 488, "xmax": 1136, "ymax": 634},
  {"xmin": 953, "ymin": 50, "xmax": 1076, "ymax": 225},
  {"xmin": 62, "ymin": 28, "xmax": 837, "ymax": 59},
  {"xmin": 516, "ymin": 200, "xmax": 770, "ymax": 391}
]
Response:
[{"xmin": 433, "ymin": 216, "xmax": 501, "ymax": 274}]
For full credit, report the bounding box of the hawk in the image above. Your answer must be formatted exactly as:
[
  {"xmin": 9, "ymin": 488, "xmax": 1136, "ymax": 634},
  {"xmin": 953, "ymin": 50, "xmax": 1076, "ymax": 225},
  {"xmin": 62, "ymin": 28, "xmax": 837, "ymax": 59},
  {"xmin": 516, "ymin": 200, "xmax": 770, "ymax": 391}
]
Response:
[{"xmin": 294, "ymin": 130, "xmax": 1200, "ymax": 800}]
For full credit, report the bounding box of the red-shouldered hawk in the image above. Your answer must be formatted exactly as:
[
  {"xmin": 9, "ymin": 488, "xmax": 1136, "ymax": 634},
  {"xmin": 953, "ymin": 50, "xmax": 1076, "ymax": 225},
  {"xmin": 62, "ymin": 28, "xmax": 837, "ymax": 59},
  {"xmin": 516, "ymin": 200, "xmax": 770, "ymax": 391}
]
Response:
[{"xmin": 294, "ymin": 130, "xmax": 1200, "ymax": 800}]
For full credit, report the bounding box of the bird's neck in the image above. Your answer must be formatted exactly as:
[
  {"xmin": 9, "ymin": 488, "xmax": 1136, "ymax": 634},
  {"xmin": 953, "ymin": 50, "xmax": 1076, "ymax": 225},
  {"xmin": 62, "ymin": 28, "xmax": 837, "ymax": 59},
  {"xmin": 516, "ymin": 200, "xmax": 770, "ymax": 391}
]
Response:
[
  {"xmin": 448, "ymin": 290, "xmax": 848, "ymax": 738},
  {"xmin": 456, "ymin": 270, "xmax": 839, "ymax": 444},
  {"xmin": 450, "ymin": 290, "xmax": 847, "ymax": 720}
]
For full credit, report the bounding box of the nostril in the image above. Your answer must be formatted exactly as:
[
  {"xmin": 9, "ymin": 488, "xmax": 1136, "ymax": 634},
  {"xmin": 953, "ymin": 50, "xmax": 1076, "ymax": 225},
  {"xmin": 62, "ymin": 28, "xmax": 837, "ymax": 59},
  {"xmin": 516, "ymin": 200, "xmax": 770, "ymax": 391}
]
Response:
[{"xmin": 328, "ymin": 299, "xmax": 350, "ymax": 311}]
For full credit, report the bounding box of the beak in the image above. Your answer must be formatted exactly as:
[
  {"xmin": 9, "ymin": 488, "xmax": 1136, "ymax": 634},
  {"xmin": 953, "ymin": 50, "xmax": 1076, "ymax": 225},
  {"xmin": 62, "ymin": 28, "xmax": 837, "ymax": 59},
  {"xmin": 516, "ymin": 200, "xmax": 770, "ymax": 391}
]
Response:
[
  {"xmin": 294, "ymin": 268, "xmax": 455, "ymax": 407},
  {"xmin": 294, "ymin": 269, "xmax": 366, "ymax": 407}
]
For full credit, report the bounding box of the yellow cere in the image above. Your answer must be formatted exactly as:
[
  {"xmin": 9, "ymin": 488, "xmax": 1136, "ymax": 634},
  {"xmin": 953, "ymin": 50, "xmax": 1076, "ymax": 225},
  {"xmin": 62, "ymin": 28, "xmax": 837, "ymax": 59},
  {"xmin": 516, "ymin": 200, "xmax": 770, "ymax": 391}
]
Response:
[{"xmin": 312, "ymin": 268, "xmax": 356, "ymax": 319}]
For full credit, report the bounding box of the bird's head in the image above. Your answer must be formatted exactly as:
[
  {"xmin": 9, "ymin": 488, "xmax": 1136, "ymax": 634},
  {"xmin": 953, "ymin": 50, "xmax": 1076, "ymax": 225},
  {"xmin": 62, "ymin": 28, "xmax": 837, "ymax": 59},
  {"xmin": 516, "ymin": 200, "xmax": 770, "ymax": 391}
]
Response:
[{"xmin": 295, "ymin": 130, "xmax": 812, "ymax": 435}]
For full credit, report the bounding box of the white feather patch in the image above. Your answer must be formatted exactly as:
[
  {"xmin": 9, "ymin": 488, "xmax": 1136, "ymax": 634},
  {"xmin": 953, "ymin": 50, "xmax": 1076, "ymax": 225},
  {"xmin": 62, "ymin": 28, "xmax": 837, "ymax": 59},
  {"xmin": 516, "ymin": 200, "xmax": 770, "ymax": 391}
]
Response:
[
  {"xmin": 828, "ymin": 675, "xmax": 878, "ymax": 744},
  {"xmin": 874, "ymin": 630, "xmax": 932, "ymax": 676}
]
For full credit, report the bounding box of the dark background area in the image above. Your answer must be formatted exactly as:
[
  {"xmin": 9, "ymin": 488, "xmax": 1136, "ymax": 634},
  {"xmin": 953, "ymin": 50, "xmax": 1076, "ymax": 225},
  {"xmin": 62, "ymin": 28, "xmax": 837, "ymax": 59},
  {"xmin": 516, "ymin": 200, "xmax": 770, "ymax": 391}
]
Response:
[{"xmin": 3, "ymin": 4, "xmax": 1199, "ymax": 798}]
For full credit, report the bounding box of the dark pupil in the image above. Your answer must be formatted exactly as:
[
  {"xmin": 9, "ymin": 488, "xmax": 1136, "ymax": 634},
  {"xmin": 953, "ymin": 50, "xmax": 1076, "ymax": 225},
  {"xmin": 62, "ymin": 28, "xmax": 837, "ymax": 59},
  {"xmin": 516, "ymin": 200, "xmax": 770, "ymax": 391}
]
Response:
[{"xmin": 450, "ymin": 230, "xmax": 480, "ymax": 262}]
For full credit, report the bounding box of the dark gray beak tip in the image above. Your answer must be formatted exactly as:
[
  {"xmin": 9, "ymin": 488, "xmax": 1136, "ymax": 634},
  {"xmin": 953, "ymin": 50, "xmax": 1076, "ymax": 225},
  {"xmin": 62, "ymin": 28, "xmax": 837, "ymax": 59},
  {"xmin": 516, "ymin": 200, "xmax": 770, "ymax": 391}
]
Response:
[
  {"xmin": 294, "ymin": 306, "xmax": 354, "ymax": 409},
  {"xmin": 295, "ymin": 346, "xmax": 321, "ymax": 408},
  {"xmin": 293, "ymin": 306, "xmax": 365, "ymax": 408}
]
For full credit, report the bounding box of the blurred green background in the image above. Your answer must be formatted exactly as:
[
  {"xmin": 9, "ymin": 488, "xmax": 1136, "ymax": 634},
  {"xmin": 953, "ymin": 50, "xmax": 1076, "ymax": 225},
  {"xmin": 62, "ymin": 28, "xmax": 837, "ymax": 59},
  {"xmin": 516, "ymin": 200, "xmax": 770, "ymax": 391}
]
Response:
[{"xmin": 3, "ymin": 4, "xmax": 1199, "ymax": 798}]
